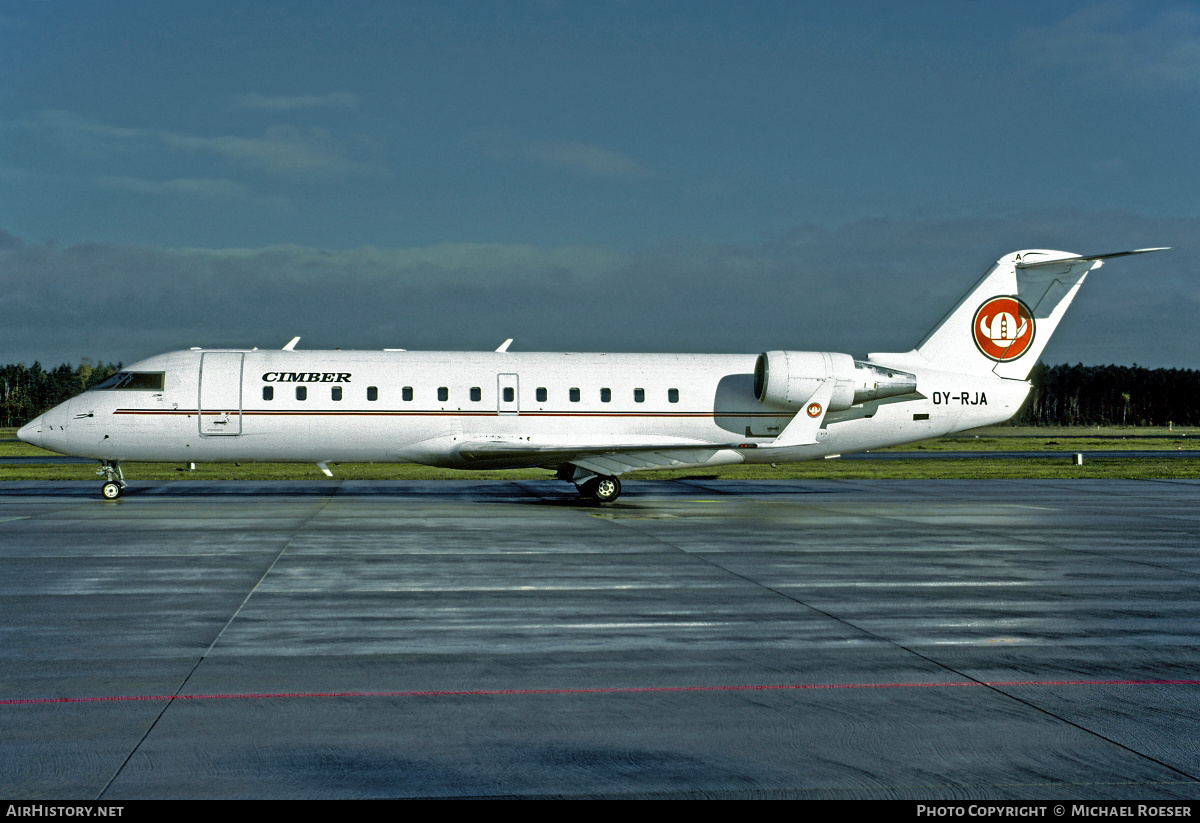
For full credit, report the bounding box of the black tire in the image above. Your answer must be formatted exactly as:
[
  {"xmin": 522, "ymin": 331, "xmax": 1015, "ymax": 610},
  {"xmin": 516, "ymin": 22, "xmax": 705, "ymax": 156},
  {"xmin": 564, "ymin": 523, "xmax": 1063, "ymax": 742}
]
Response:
[
  {"xmin": 593, "ymin": 476, "xmax": 621, "ymax": 503},
  {"xmin": 102, "ymin": 481, "xmax": 122, "ymax": 500}
]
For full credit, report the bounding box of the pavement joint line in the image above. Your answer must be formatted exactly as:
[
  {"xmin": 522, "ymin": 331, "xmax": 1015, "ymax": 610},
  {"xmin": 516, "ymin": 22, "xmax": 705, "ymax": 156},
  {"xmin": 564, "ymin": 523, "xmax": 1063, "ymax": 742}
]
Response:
[
  {"xmin": 601, "ymin": 512, "xmax": 1200, "ymax": 787},
  {"xmin": 693, "ymin": 487, "xmax": 1200, "ymax": 583},
  {"xmin": 7, "ymin": 479, "xmax": 1197, "ymax": 795},
  {"xmin": 93, "ymin": 493, "xmax": 336, "ymax": 801},
  {"xmin": 872, "ymin": 500, "xmax": 1200, "ymax": 583}
]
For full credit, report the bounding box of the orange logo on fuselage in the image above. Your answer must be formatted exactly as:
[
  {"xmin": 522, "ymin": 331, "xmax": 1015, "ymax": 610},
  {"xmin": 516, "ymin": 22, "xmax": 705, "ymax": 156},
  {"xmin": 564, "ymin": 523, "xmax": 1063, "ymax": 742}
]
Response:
[{"xmin": 973, "ymin": 296, "xmax": 1035, "ymax": 361}]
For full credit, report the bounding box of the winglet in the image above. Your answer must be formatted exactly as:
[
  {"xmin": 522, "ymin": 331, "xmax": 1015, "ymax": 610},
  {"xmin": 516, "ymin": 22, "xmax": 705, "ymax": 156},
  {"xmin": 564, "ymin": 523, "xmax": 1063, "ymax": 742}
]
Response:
[
  {"xmin": 282, "ymin": 337, "xmax": 301, "ymax": 351},
  {"xmin": 495, "ymin": 338, "xmax": 513, "ymax": 352}
]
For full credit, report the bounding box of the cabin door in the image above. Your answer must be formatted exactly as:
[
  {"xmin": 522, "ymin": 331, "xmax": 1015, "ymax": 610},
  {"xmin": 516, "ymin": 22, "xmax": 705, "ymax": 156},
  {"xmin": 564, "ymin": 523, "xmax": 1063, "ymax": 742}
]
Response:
[
  {"xmin": 198, "ymin": 352, "xmax": 244, "ymax": 435},
  {"xmin": 497, "ymin": 373, "xmax": 519, "ymax": 416}
]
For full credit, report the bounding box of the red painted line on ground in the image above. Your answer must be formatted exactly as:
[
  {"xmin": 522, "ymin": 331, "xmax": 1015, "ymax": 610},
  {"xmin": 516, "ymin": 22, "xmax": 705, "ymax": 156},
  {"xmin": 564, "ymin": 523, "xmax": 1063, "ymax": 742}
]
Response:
[{"xmin": 4, "ymin": 679, "xmax": 1197, "ymax": 706}]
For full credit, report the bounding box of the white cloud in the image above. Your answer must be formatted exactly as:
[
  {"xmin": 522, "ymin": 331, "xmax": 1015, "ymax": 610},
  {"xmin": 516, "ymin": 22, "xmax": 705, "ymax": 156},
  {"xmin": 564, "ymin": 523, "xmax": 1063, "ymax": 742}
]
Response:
[
  {"xmin": 1014, "ymin": 2, "xmax": 1200, "ymax": 93},
  {"xmin": 27, "ymin": 110, "xmax": 382, "ymax": 178},
  {"xmin": 526, "ymin": 140, "xmax": 650, "ymax": 179},
  {"xmin": 95, "ymin": 176, "xmax": 253, "ymax": 200},
  {"xmin": 0, "ymin": 166, "xmax": 34, "ymax": 182},
  {"xmin": 172, "ymin": 241, "xmax": 626, "ymax": 287},
  {"xmin": 1, "ymin": 213, "xmax": 1194, "ymax": 367},
  {"xmin": 468, "ymin": 131, "xmax": 650, "ymax": 179},
  {"xmin": 231, "ymin": 92, "xmax": 360, "ymax": 111},
  {"xmin": 160, "ymin": 124, "xmax": 376, "ymax": 177}
]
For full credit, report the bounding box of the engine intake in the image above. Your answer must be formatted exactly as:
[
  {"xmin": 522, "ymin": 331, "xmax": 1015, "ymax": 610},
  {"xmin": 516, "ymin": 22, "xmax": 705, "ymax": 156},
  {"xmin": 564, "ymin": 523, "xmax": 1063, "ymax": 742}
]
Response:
[{"xmin": 754, "ymin": 351, "xmax": 916, "ymax": 411}]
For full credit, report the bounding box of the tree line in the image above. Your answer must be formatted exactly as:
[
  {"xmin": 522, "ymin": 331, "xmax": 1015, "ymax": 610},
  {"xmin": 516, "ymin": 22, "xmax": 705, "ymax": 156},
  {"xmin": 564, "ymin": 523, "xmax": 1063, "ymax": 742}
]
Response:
[
  {"xmin": 1018, "ymin": 362, "xmax": 1200, "ymax": 427},
  {"xmin": 2, "ymin": 359, "xmax": 1199, "ymax": 429},
  {"xmin": 1, "ymin": 360, "xmax": 123, "ymax": 428}
]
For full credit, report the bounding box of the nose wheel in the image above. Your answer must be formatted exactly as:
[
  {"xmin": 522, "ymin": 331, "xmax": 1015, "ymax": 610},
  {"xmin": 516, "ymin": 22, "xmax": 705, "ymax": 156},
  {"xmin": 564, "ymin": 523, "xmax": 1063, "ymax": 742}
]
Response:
[
  {"xmin": 97, "ymin": 461, "xmax": 126, "ymax": 500},
  {"xmin": 578, "ymin": 475, "xmax": 621, "ymax": 503}
]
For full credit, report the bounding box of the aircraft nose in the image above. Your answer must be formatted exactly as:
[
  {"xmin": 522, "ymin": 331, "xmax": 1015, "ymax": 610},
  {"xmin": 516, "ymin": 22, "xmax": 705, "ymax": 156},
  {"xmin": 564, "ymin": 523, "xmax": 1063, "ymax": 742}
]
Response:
[{"xmin": 17, "ymin": 416, "xmax": 44, "ymax": 448}]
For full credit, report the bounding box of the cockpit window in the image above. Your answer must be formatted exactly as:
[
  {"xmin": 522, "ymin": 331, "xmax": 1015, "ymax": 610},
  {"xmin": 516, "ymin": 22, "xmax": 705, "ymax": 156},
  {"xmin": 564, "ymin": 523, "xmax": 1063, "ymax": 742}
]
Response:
[{"xmin": 90, "ymin": 371, "xmax": 165, "ymax": 391}]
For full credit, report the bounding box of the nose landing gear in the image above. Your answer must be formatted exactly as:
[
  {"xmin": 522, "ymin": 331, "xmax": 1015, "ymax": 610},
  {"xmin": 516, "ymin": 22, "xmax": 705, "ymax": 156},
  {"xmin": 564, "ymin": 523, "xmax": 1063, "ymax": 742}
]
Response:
[{"xmin": 97, "ymin": 461, "xmax": 126, "ymax": 499}]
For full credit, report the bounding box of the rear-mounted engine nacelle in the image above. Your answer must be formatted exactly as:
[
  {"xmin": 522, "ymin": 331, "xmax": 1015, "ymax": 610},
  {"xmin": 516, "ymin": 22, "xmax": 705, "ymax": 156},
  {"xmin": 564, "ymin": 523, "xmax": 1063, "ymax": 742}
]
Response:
[{"xmin": 754, "ymin": 351, "xmax": 917, "ymax": 411}]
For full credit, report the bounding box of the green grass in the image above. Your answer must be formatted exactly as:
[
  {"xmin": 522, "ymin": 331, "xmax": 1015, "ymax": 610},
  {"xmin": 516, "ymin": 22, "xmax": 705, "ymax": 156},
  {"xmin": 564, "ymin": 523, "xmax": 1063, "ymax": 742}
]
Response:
[
  {"xmin": 3, "ymin": 426, "xmax": 1198, "ymax": 481},
  {"xmin": 885, "ymin": 425, "xmax": 1200, "ymax": 453}
]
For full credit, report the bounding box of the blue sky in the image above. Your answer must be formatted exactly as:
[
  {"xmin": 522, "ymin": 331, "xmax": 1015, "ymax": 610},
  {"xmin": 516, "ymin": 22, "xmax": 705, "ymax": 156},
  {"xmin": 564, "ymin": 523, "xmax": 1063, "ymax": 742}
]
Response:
[{"xmin": 1, "ymin": 1, "xmax": 1196, "ymax": 366}]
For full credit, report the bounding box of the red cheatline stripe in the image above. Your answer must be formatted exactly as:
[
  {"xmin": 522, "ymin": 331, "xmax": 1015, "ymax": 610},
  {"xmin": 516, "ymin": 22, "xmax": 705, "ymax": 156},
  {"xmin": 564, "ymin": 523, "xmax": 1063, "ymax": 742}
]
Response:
[
  {"xmin": 114, "ymin": 409, "xmax": 780, "ymax": 418},
  {"xmin": 3, "ymin": 679, "xmax": 1197, "ymax": 706}
]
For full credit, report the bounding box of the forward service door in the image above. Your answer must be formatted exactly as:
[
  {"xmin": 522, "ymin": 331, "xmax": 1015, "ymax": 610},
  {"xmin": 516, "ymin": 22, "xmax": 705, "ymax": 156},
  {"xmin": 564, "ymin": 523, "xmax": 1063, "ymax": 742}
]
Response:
[{"xmin": 198, "ymin": 352, "xmax": 244, "ymax": 435}]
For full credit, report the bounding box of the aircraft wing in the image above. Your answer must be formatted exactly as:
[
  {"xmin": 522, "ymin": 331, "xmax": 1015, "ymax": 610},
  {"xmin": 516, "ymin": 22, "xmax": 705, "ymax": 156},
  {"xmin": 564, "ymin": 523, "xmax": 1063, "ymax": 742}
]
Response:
[
  {"xmin": 560, "ymin": 448, "xmax": 728, "ymax": 475},
  {"xmin": 456, "ymin": 438, "xmax": 743, "ymax": 473}
]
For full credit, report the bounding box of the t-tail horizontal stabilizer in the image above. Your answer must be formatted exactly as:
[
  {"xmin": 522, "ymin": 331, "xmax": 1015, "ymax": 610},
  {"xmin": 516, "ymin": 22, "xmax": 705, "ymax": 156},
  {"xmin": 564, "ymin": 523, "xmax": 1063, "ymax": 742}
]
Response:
[
  {"xmin": 1014, "ymin": 248, "xmax": 1170, "ymax": 269},
  {"xmin": 912, "ymin": 247, "xmax": 1169, "ymax": 381}
]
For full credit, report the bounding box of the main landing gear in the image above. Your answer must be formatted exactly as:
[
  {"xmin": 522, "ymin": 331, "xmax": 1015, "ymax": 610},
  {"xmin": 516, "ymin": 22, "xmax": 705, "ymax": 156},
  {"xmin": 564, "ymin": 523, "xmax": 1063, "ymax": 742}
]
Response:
[
  {"xmin": 97, "ymin": 460, "xmax": 126, "ymax": 500},
  {"xmin": 580, "ymin": 475, "xmax": 622, "ymax": 503},
  {"xmin": 558, "ymin": 465, "xmax": 623, "ymax": 503}
]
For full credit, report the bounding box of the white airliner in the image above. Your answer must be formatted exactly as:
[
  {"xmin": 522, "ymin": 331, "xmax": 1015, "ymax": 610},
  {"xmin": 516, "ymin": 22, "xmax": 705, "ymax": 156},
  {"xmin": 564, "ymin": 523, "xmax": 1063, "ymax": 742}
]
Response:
[{"xmin": 18, "ymin": 247, "xmax": 1167, "ymax": 501}]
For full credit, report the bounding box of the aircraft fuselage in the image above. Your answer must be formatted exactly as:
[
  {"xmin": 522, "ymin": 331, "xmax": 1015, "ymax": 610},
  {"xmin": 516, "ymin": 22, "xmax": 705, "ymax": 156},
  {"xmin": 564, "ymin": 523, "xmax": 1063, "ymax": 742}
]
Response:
[
  {"xmin": 21, "ymin": 348, "xmax": 1026, "ymax": 469},
  {"xmin": 21, "ymin": 247, "xmax": 1166, "ymax": 499}
]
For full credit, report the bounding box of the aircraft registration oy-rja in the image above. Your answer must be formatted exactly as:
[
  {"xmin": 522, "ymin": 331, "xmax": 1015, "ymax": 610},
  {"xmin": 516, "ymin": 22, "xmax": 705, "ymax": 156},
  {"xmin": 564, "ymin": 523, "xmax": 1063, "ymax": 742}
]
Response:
[{"xmin": 19, "ymin": 247, "xmax": 1167, "ymax": 501}]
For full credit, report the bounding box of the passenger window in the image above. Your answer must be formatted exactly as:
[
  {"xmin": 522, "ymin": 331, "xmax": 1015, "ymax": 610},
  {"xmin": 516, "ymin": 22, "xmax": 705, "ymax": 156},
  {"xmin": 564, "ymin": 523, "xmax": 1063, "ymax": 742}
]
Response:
[
  {"xmin": 402, "ymin": 386, "xmax": 413, "ymax": 401},
  {"xmin": 296, "ymin": 386, "xmax": 307, "ymax": 401},
  {"xmin": 600, "ymin": 388, "xmax": 611, "ymax": 403},
  {"xmin": 367, "ymin": 386, "xmax": 378, "ymax": 401},
  {"xmin": 634, "ymin": 388, "xmax": 644, "ymax": 403},
  {"xmin": 331, "ymin": 386, "xmax": 342, "ymax": 401},
  {"xmin": 471, "ymin": 387, "xmax": 482, "ymax": 402},
  {"xmin": 536, "ymin": 387, "xmax": 547, "ymax": 402},
  {"xmin": 668, "ymin": 388, "xmax": 679, "ymax": 403},
  {"xmin": 438, "ymin": 387, "xmax": 449, "ymax": 402},
  {"xmin": 263, "ymin": 386, "xmax": 273, "ymax": 401},
  {"xmin": 569, "ymin": 388, "xmax": 580, "ymax": 402}
]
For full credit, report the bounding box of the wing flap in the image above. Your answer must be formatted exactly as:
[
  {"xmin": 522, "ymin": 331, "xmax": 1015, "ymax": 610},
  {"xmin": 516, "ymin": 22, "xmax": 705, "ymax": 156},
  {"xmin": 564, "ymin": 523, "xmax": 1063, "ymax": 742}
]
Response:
[
  {"xmin": 457, "ymin": 438, "xmax": 741, "ymax": 474},
  {"xmin": 571, "ymin": 449, "xmax": 725, "ymax": 475}
]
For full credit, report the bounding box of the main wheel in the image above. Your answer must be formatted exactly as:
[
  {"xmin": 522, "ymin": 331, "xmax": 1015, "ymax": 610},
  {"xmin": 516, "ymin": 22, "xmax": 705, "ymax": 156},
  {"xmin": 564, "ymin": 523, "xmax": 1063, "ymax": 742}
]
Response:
[
  {"xmin": 101, "ymin": 481, "xmax": 122, "ymax": 500},
  {"xmin": 593, "ymin": 476, "xmax": 621, "ymax": 503}
]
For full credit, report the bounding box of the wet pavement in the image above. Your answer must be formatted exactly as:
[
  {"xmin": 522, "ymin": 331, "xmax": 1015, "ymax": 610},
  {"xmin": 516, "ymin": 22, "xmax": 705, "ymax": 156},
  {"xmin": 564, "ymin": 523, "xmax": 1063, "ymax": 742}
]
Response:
[{"xmin": 1, "ymin": 478, "xmax": 1198, "ymax": 799}]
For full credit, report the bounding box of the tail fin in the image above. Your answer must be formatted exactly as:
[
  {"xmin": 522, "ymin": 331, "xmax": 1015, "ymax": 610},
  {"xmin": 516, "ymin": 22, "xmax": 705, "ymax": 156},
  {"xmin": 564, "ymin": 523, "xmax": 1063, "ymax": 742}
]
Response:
[{"xmin": 913, "ymin": 248, "xmax": 1168, "ymax": 380}]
